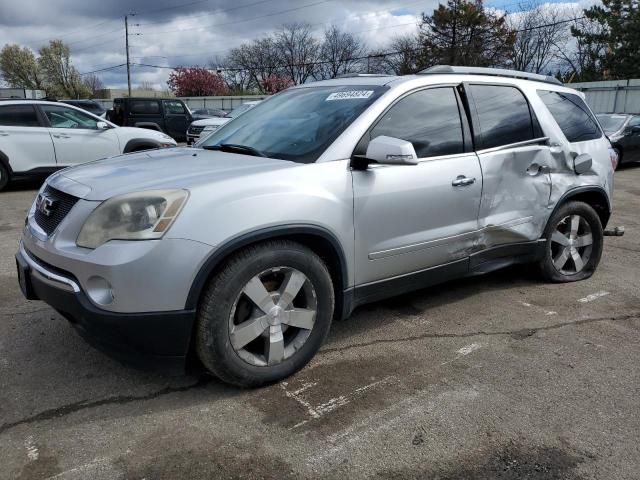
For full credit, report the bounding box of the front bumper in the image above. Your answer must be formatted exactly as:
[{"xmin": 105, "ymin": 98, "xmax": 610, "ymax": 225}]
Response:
[{"xmin": 16, "ymin": 244, "xmax": 196, "ymax": 369}]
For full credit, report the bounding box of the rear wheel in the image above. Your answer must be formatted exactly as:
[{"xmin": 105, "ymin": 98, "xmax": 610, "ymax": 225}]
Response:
[
  {"xmin": 196, "ymin": 240, "xmax": 334, "ymax": 387},
  {"xmin": 538, "ymin": 201, "xmax": 603, "ymax": 282},
  {"xmin": 0, "ymin": 163, "xmax": 9, "ymax": 191}
]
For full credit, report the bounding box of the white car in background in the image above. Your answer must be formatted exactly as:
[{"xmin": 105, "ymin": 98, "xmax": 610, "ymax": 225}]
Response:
[
  {"xmin": 186, "ymin": 101, "xmax": 261, "ymax": 145},
  {"xmin": 0, "ymin": 100, "xmax": 177, "ymax": 191}
]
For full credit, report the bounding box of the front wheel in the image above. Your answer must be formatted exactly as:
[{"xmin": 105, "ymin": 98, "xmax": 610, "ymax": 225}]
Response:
[
  {"xmin": 195, "ymin": 240, "xmax": 334, "ymax": 387},
  {"xmin": 538, "ymin": 201, "xmax": 603, "ymax": 282}
]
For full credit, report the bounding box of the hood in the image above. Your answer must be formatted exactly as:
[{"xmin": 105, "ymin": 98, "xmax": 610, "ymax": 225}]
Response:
[
  {"xmin": 115, "ymin": 126, "xmax": 175, "ymax": 142},
  {"xmin": 192, "ymin": 117, "xmax": 231, "ymax": 127},
  {"xmin": 48, "ymin": 147, "xmax": 296, "ymax": 201}
]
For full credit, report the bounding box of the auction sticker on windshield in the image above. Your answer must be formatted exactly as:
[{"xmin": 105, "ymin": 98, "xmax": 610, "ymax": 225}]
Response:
[{"xmin": 326, "ymin": 90, "xmax": 374, "ymax": 101}]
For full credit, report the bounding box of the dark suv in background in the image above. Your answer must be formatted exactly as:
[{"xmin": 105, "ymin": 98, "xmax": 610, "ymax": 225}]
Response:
[{"xmin": 107, "ymin": 98, "xmax": 192, "ymax": 141}]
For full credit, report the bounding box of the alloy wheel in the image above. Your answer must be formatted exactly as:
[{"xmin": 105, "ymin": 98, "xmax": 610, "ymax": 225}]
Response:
[
  {"xmin": 550, "ymin": 214, "xmax": 594, "ymax": 275},
  {"xmin": 228, "ymin": 266, "xmax": 317, "ymax": 367}
]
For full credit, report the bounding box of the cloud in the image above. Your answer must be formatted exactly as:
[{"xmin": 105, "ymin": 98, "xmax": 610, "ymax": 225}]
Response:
[{"xmin": 0, "ymin": 0, "xmax": 597, "ymax": 90}]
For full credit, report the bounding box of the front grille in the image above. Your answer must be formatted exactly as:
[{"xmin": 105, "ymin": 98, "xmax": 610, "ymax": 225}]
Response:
[
  {"xmin": 34, "ymin": 186, "xmax": 79, "ymax": 235},
  {"xmin": 188, "ymin": 125, "xmax": 205, "ymax": 135}
]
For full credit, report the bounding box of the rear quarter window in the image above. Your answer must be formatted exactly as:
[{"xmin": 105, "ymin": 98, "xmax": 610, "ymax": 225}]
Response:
[
  {"xmin": 0, "ymin": 104, "xmax": 40, "ymax": 127},
  {"xmin": 130, "ymin": 100, "xmax": 161, "ymax": 115},
  {"xmin": 538, "ymin": 90, "xmax": 602, "ymax": 142}
]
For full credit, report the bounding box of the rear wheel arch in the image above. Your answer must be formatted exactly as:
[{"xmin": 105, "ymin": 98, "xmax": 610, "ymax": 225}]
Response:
[
  {"xmin": 0, "ymin": 150, "xmax": 12, "ymax": 174},
  {"xmin": 550, "ymin": 186, "xmax": 611, "ymax": 230},
  {"xmin": 185, "ymin": 226, "xmax": 349, "ymax": 321}
]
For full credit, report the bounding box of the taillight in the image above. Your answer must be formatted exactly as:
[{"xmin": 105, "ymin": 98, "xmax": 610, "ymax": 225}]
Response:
[{"xmin": 608, "ymin": 147, "xmax": 619, "ymax": 170}]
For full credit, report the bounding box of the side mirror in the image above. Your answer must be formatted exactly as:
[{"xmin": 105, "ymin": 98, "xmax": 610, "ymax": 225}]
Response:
[
  {"xmin": 631, "ymin": 125, "xmax": 640, "ymax": 135},
  {"xmin": 573, "ymin": 153, "xmax": 592, "ymax": 174},
  {"xmin": 96, "ymin": 121, "xmax": 110, "ymax": 130},
  {"xmin": 358, "ymin": 136, "xmax": 418, "ymax": 168}
]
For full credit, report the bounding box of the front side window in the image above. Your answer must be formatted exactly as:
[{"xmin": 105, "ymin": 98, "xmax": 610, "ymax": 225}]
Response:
[
  {"xmin": 41, "ymin": 105, "xmax": 99, "ymax": 129},
  {"xmin": 366, "ymin": 87, "xmax": 465, "ymax": 158},
  {"xmin": 0, "ymin": 105, "xmax": 40, "ymax": 127},
  {"xmin": 200, "ymin": 86, "xmax": 386, "ymax": 163},
  {"xmin": 538, "ymin": 90, "xmax": 602, "ymax": 142},
  {"xmin": 164, "ymin": 100, "xmax": 186, "ymax": 115},
  {"xmin": 469, "ymin": 84, "xmax": 536, "ymax": 149},
  {"xmin": 628, "ymin": 116, "xmax": 640, "ymax": 128}
]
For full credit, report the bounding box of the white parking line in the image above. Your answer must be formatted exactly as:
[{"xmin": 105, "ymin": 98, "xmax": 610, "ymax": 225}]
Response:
[{"xmin": 578, "ymin": 291, "xmax": 610, "ymax": 303}]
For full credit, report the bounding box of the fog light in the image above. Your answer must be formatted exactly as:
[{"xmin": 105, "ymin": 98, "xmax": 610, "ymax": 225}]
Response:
[{"xmin": 86, "ymin": 276, "xmax": 114, "ymax": 305}]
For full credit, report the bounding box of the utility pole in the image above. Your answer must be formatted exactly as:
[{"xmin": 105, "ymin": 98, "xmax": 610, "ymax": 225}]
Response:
[{"xmin": 125, "ymin": 14, "xmax": 133, "ymax": 97}]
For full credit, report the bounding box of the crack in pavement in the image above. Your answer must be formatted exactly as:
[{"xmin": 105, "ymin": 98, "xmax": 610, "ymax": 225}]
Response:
[
  {"xmin": 0, "ymin": 376, "xmax": 213, "ymax": 436},
  {"xmin": 320, "ymin": 312, "xmax": 640, "ymax": 354},
  {"xmin": 1, "ymin": 313, "xmax": 638, "ymax": 436}
]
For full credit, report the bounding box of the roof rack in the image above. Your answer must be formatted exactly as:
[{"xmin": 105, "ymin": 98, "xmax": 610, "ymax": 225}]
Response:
[
  {"xmin": 335, "ymin": 73, "xmax": 395, "ymax": 78},
  {"xmin": 418, "ymin": 65, "xmax": 563, "ymax": 86}
]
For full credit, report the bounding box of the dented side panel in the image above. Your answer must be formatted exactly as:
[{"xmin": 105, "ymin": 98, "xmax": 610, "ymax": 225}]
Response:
[{"xmin": 476, "ymin": 145, "xmax": 553, "ymax": 249}]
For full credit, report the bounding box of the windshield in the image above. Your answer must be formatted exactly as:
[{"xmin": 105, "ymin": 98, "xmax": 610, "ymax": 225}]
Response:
[
  {"xmin": 597, "ymin": 114, "xmax": 628, "ymax": 133},
  {"xmin": 201, "ymin": 85, "xmax": 386, "ymax": 163}
]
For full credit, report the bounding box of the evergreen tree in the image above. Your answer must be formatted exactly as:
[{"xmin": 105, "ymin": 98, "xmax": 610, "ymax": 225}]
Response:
[
  {"xmin": 418, "ymin": 0, "xmax": 515, "ymax": 68},
  {"xmin": 572, "ymin": 0, "xmax": 640, "ymax": 79}
]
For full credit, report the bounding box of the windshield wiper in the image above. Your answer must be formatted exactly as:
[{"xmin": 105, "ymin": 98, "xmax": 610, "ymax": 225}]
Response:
[{"xmin": 202, "ymin": 143, "xmax": 267, "ymax": 157}]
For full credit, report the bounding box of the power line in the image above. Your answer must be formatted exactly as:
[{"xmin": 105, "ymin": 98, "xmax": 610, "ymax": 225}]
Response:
[
  {"xmin": 30, "ymin": 19, "xmax": 118, "ymax": 45},
  {"xmin": 79, "ymin": 63, "xmax": 127, "ymax": 76}
]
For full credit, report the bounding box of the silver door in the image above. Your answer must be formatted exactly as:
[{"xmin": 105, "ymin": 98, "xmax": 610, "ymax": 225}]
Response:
[
  {"xmin": 352, "ymin": 86, "xmax": 482, "ymax": 285},
  {"xmin": 465, "ymin": 83, "xmax": 552, "ymax": 247}
]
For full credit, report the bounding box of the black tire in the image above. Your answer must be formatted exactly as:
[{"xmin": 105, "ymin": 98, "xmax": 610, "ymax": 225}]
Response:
[
  {"xmin": 196, "ymin": 240, "xmax": 334, "ymax": 387},
  {"xmin": 0, "ymin": 163, "xmax": 9, "ymax": 191},
  {"xmin": 538, "ymin": 201, "xmax": 603, "ymax": 282}
]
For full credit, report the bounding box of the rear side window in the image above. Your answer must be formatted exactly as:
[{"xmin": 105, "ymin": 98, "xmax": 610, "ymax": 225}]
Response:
[
  {"xmin": 538, "ymin": 90, "xmax": 602, "ymax": 142},
  {"xmin": 0, "ymin": 105, "xmax": 40, "ymax": 127},
  {"xmin": 368, "ymin": 87, "xmax": 465, "ymax": 158},
  {"xmin": 469, "ymin": 84, "xmax": 536, "ymax": 149},
  {"xmin": 130, "ymin": 100, "xmax": 161, "ymax": 115}
]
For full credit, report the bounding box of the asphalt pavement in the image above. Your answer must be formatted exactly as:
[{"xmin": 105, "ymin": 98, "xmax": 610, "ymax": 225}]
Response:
[{"xmin": 1, "ymin": 166, "xmax": 639, "ymax": 480}]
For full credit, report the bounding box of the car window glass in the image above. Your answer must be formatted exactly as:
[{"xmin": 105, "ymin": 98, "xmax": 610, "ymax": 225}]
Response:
[
  {"xmin": 0, "ymin": 104, "xmax": 40, "ymax": 127},
  {"xmin": 41, "ymin": 105, "xmax": 99, "ymax": 129},
  {"xmin": 538, "ymin": 90, "xmax": 602, "ymax": 142},
  {"xmin": 164, "ymin": 101, "xmax": 185, "ymax": 114},
  {"xmin": 469, "ymin": 84, "xmax": 535, "ymax": 149},
  {"xmin": 130, "ymin": 100, "xmax": 160, "ymax": 115},
  {"xmin": 628, "ymin": 116, "xmax": 640, "ymax": 127},
  {"xmin": 368, "ymin": 87, "xmax": 464, "ymax": 158}
]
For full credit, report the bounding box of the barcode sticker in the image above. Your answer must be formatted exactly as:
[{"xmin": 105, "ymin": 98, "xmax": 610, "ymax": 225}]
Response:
[{"xmin": 326, "ymin": 90, "xmax": 374, "ymax": 101}]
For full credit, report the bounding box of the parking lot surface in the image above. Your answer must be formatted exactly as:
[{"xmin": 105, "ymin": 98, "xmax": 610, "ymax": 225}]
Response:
[{"xmin": 1, "ymin": 168, "xmax": 639, "ymax": 480}]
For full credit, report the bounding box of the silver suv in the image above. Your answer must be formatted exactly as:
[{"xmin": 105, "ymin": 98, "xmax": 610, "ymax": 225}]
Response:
[{"xmin": 16, "ymin": 66, "xmax": 617, "ymax": 386}]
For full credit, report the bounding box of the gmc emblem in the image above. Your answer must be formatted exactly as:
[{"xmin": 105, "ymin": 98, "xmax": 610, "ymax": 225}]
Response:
[{"xmin": 36, "ymin": 194, "xmax": 58, "ymax": 217}]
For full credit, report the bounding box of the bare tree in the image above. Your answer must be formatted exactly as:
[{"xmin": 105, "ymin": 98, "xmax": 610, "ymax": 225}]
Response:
[
  {"xmin": 316, "ymin": 25, "xmax": 366, "ymax": 79},
  {"xmin": 83, "ymin": 73, "xmax": 104, "ymax": 96},
  {"xmin": 368, "ymin": 34, "xmax": 423, "ymax": 75},
  {"xmin": 509, "ymin": 3, "xmax": 570, "ymax": 73},
  {"xmin": 211, "ymin": 56, "xmax": 253, "ymax": 93},
  {"xmin": 226, "ymin": 37, "xmax": 282, "ymax": 93},
  {"xmin": 275, "ymin": 23, "xmax": 319, "ymax": 84},
  {"xmin": 556, "ymin": 15, "xmax": 609, "ymax": 82}
]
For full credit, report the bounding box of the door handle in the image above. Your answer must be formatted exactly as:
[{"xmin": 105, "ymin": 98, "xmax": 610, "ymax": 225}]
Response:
[
  {"xmin": 526, "ymin": 163, "xmax": 550, "ymax": 176},
  {"xmin": 452, "ymin": 175, "xmax": 476, "ymax": 187},
  {"xmin": 0, "ymin": 131, "xmax": 8, "ymax": 136},
  {"xmin": 52, "ymin": 134, "xmax": 72, "ymax": 139}
]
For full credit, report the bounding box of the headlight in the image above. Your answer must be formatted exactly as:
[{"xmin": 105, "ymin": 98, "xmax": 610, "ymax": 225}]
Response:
[
  {"xmin": 77, "ymin": 189, "xmax": 188, "ymax": 249},
  {"xmin": 202, "ymin": 125, "xmax": 219, "ymax": 132}
]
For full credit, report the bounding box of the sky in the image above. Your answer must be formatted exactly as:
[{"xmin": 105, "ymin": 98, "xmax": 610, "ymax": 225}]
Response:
[{"xmin": 0, "ymin": 0, "xmax": 591, "ymax": 90}]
